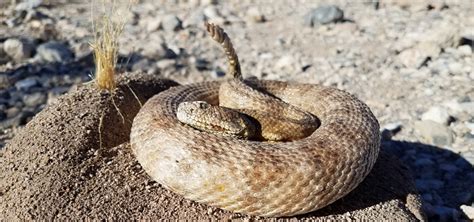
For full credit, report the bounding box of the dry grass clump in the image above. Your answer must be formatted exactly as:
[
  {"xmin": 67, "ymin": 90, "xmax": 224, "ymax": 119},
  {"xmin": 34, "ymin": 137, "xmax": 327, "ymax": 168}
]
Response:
[{"xmin": 90, "ymin": 0, "xmax": 129, "ymax": 91}]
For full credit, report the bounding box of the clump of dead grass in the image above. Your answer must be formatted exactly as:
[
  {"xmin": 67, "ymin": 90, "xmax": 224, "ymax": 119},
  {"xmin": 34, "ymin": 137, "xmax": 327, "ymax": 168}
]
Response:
[{"xmin": 90, "ymin": 0, "xmax": 129, "ymax": 91}]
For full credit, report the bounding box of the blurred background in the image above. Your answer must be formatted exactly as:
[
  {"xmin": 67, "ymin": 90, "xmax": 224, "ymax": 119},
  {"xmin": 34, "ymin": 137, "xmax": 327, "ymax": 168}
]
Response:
[{"xmin": 0, "ymin": 0, "xmax": 473, "ymax": 221}]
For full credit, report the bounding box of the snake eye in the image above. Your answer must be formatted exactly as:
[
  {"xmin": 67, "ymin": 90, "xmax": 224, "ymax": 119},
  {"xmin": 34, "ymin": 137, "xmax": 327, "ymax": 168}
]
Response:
[{"xmin": 199, "ymin": 102, "xmax": 210, "ymax": 109}]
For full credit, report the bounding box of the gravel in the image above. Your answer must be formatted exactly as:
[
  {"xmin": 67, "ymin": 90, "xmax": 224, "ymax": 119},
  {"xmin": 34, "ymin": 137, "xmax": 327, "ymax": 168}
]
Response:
[
  {"xmin": 35, "ymin": 41, "xmax": 73, "ymax": 63},
  {"xmin": 3, "ymin": 38, "xmax": 34, "ymax": 62},
  {"xmin": 303, "ymin": 5, "xmax": 344, "ymax": 27},
  {"xmin": 0, "ymin": 0, "xmax": 473, "ymax": 221}
]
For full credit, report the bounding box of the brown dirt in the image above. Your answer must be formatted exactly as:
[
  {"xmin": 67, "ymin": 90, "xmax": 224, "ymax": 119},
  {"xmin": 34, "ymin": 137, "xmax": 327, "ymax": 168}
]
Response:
[{"xmin": 0, "ymin": 72, "xmax": 425, "ymax": 221}]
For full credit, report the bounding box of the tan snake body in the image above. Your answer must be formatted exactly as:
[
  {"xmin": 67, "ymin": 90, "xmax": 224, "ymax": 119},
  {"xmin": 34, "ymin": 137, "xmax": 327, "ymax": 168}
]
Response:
[
  {"xmin": 130, "ymin": 79, "xmax": 380, "ymax": 217},
  {"xmin": 130, "ymin": 23, "xmax": 380, "ymax": 217}
]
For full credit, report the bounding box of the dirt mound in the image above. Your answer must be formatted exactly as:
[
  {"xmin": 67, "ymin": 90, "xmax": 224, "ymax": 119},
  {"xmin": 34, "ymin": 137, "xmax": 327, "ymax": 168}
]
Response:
[{"xmin": 0, "ymin": 72, "xmax": 425, "ymax": 220}]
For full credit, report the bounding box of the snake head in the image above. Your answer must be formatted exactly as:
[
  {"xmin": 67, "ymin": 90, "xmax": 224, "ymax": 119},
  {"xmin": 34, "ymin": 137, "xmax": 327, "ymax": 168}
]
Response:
[{"xmin": 176, "ymin": 101, "xmax": 257, "ymax": 139}]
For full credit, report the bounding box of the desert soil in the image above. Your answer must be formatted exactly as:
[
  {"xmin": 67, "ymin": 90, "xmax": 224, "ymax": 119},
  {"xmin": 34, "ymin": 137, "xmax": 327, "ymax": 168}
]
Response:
[{"xmin": 0, "ymin": 0, "xmax": 473, "ymax": 221}]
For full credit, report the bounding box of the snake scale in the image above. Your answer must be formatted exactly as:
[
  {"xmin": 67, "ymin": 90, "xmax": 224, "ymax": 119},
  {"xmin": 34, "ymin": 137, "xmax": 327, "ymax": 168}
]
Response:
[{"xmin": 130, "ymin": 23, "xmax": 381, "ymax": 217}]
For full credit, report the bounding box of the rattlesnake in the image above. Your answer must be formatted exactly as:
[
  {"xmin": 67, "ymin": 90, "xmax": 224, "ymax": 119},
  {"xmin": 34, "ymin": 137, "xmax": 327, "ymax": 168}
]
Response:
[{"xmin": 130, "ymin": 23, "xmax": 380, "ymax": 217}]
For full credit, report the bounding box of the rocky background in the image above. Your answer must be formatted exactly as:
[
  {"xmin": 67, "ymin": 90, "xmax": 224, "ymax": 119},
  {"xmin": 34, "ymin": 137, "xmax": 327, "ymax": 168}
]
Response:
[{"xmin": 0, "ymin": 0, "xmax": 473, "ymax": 221}]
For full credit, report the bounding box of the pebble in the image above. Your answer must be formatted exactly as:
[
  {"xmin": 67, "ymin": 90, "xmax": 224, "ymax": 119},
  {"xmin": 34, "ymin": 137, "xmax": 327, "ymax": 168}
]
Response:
[
  {"xmin": 22, "ymin": 92, "xmax": 47, "ymax": 107},
  {"xmin": 5, "ymin": 107, "xmax": 21, "ymax": 118},
  {"xmin": 461, "ymin": 151, "xmax": 474, "ymax": 166},
  {"xmin": 275, "ymin": 55, "xmax": 295, "ymax": 69},
  {"xmin": 146, "ymin": 18, "xmax": 162, "ymax": 32},
  {"xmin": 161, "ymin": 15, "xmax": 182, "ymax": 32},
  {"xmin": 460, "ymin": 205, "xmax": 474, "ymax": 220},
  {"xmin": 14, "ymin": 77, "xmax": 39, "ymax": 91},
  {"xmin": 36, "ymin": 41, "xmax": 73, "ymax": 63},
  {"xmin": 14, "ymin": 0, "xmax": 43, "ymax": 11},
  {"xmin": 156, "ymin": 59, "xmax": 176, "ymax": 70},
  {"xmin": 421, "ymin": 106, "xmax": 452, "ymax": 125},
  {"xmin": 246, "ymin": 7, "xmax": 265, "ymax": 23},
  {"xmin": 3, "ymin": 38, "xmax": 34, "ymax": 62},
  {"xmin": 414, "ymin": 120, "xmax": 453, "ymax": 146},
  {"xmin": 398, "ymin": 42, "xmax": 440, "ymax": 68},
  {"xmin": 141, "ymin": 41, "xmax": 176, "ymax": 59},
  {"xmin": 465, "ymin": 122, "xmax": 474, "ymax": 135},
  {"xmin": 458, "ymin": 45, "xmax": 472, "ymax": 56},
  {"xmin": 303, "ymin": 5, "xmax": 344, "ymax": 27},
  {"xmin": 448, "ymin": 62, "xmax": 463, "ymax": 75},
  {"xmin": 203, "ymin": 5, "xmax": 226, "ymax": 24},
  {"xmin": 182, "ymin": 10, "xmax": 207, "ymax": 28}
]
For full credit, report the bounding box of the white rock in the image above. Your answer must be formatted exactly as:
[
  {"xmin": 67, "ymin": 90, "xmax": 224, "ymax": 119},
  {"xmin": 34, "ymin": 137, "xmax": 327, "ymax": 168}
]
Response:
[
  {"xmin": 398, "ymin": 42, "xmax": 440, "ymax": 68},
  {"xmin": 156, "ymin": 59, "xmax": 176, "ymax": 69},
  {"xmin": 3, "ymin": 38, "xmax": 34, "ymax": 62},
  {"xmin": 460, "ymin": 205, "xmax": 474, "ymax": 220},
  {"xmin": 383, "ymin": 122, "xmax": 403, "ymax": 132},
  {"xmin": 15, "ymin": 0, "xmax": 42, "ymax": 11},
  {"xmin": 466, "ymin": 122, "xmax": 474, "ymax": 135},
  {"xmin": 203, "ymin": 5, "xmax": 226, "ymax": 24},
  {"xmin": 146, "ymin": 18, "xmax": 161, "ymax": 32},
  {"xmin": 458, "ymin": 45, "xmax": 472, "ymax": 56},
  {"xmin": 414, "ymin": 120, "xmax": 453, "ymax": 147},
  {"xmin": 36, "ymin": 41, "xmax": 73, "ymax": 63},
  {"xmin": 161, "ymin": 15, "xmax": 182, "ymax": 32},
  {"xmin": 444, "ymin": 100, "xmax": 474, "ymax": 116},
  {"xmin": 421, "ymin": 106, "xmax": 452, "ymax": 125},
  {"xmin": 246, "ymin": 7, "xmax": 265, "ymax": 23},
  {"xmin": 448, "ymin": 62, "xmax": 463, "ymax": 75},
  {"xmin": 275, "ymin": 55, "xmax": 294, "ymax": 69},
  {"xmin": 15, "ymin": 77, "xmax": 38, "ymax": 91}
]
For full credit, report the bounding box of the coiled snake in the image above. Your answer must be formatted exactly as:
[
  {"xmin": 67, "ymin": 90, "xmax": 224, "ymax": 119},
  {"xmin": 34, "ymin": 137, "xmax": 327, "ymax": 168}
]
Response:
[{"xmin": 130, "ymin": 23, "xmax": 380, "ymax": 217}]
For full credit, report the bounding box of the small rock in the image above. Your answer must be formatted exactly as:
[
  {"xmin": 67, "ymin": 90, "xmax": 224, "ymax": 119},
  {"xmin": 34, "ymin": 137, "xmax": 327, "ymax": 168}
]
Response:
[
  {"xmin": 182, "ymin": 10, "xmax": 207, "ymax": 28},
  {"xmin": 414, "ymin": 120, "xmax": 453, "ymax": 146},
  {"xmin": 146, "ymin": 18, "xmax": 162, "ymax": 32},
  {"xmin": 22, "ymin": 92, "xmax": 47, "ymax": 107},
  {"xmin": 156, "ymin": 59, "xmax": 176, "ymax": 70},
  {"xmin": 465, "ymin": 122, "xmax": 474, "ymax": 135},
  {"xmin": 461, "ymin": 151, "xmax": 474, "ymax": 166},
  {"xmin": 3, "ymin": 38, "xmax": 34, "ymax": 62},
  {"xmin": 458, "ymin": 45, "xmax": 472, "ymax": 56},
  {"xmin": 36, "ymin": 41, "xmax": 73, "ymax": 63},
  {"xmin": 14, "ymin": 77, "xmax": 39, "ymax": 91},
  {"xmin": 421, "ymin": 106, "xmax": 452, "ymax": 125},
  {"xmin": 444, "ymin": 100, "xmax": 474, "ymax": 117},
  {"xmin": 448, "ymin": 62, "xmax": 463, "ymax": 75},
  {"xmin": 15, "ymin": 0, "xmax": 43, "ymax": 11},
  {"xmin": 5, "ymin": 107, "xmax": 21, "ymax": 118},
  {"xmin": 246, "ymin": 7, "xmax": 266, "ymax": 23},
  {"xmin": 203, "ymin": 5, "xmax": 226, "ymax": 24},
  {"xmin": 398, "ymin": 42, "xmax": 440, "ymax": 68},
  {"xmin": 303, "ymin": 5, "xmax": 344, "ymax": 27},
  {"xmin": 460, "ymin": 205, "xmax": 474, "ymax": 220},
  {"xmin": 275, "ymin": 55, "xmax": 295, "ymax": 69},
  {"xmin": 161, "ymin": 15, "xmax": 182, "ymax": 32}
]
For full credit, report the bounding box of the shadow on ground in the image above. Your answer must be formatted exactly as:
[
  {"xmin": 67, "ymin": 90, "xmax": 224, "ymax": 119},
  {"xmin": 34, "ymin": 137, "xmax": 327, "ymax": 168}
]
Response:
[{"xmin": 383, "ymin": 140, "xmax": 474, "ymax": 221}]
